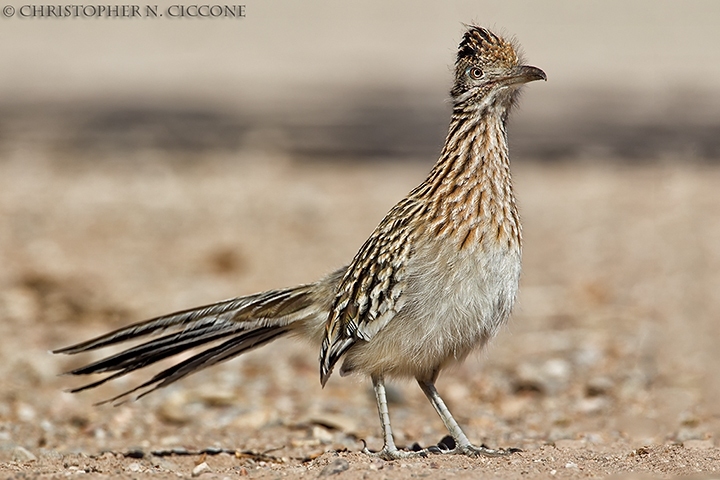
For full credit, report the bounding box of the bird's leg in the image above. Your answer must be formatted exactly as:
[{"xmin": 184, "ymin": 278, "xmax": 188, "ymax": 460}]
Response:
[
  {"xmin": 417, "ymin": 378, "xmax": 512, "ymax": 457},
  {"xmin": 364, "ymin": 375, "xmax": 427, "ymax": 460}
]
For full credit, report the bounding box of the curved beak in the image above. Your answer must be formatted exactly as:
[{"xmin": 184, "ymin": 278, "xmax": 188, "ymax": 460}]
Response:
[{"xmin": 502, "ymin": 65, "xmax": 547, "ymax": 86}]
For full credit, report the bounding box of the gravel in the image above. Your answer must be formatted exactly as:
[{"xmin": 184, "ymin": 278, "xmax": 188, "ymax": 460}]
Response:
[{"xmin": 0, "ymin": 152, "xmax": 718, "ymax": 478}]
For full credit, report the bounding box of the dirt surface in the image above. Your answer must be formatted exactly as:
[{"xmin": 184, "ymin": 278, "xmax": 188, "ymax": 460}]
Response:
[{"xmin": 0, "ymin": 149, "xmax": 719, "ymax": 479}]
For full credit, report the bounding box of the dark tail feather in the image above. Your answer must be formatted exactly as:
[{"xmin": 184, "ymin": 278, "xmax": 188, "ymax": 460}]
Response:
[
  {"xmin": 53, "ymin": 287, "xmax": 309, "ymax": 355},
  {"xmin": 54, "ymin": 284, "xmax": 322, "ymax": 402},
  {"xmin": 66, "ymin": 322, "xmax": 245, "ymax": 376},
  {"xmin": 95, "ymin": 325, "xmax": 289, "ymax": 405}
]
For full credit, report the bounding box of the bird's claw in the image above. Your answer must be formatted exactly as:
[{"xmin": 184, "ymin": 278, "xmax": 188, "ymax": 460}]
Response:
[
  {"xmin": 361, "ymin": 440, "xmax": 429, "ymax": 460},
  {"xmin": 450, "ymin": 443, "xmax": 519, "ymax": 457},
  {"xmin": 362, "ymin": 446, "xmax": 430, "ymax": 460},
  {"xmin": 360, "ymin": 438, "xmax": 519, "ymax": 460},
  {"xmin": 430, "ymin": 435, "xmax": 518, "ymax": 457}
]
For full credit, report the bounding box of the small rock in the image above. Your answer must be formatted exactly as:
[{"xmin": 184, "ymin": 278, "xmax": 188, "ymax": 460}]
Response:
[
  {"xmin": 126, "ymin": 462, "xmax": 143, "ymax": 473},
  {"xmin": 151, "ymin": 455, "xmax": 180, "ymax": 472},
  {"xmin": 192, "ymin": 461, "xmax": 211, "ymax": 477},
  {"xmin": 160, "ymin": 435, "xmax": 182, "ymax": 446},
  {"xmin": 319, "ymin": 458, "xmax": 349, "ymax": 476},
  {"xmin": 631, "ymin": 446, "xmax": 652, "ymax": 456},
  {"xmin": 38, "ymin": 449, "xmax": 63, "ymax": 460},
  {"xmin": 514, "ymin": 358, "xmax": 571, "ymax": 395},
  {"xmin": 676, "ymin": 428, "xmax": 705, "ymax": 442},
  {"xmin": 233, "ymin": 407, "xmax": 275, "ymax": 430},
  {"xmin": 40, "ymin": 419, "xmax": 54, "ymax": 433},
  {"xmin": 576, "ymin": 396, "xmax": 607, "ymax": 414},
  {"xmin": 312, "ymin": 426, "xmax": 334, "ymax": 443},
  {"xmin": 290, "ymin": 438, "xmax": 321, "ymax": 448},
  {"xmin": 307, "ymin": 414, "xmax": 358, "ymax": 434},
  {"xmin": 157, "ymin": 392, "xmax": 192, "ymax": 425},
  {"xmin": 12, "ymin": 446, "xmax": 37, "ymax": 463},
  {"xmin": 16, "ymin": 403, "xmax": 36, "ymax": 423},
  {"xmin": 368, "ymin": 459, "xmax": 385, "ymax": 470},
  {"xmin": 586, "ymin": 377, "xmax": 614, "ymax": 397},
  {"xmin": 124, "ymin": 448, "xmax": 145, "ymax": 459},
  {"xmin": 198, "ymin": 389, "xmax": 237, "ymax": 407},
  {"xmin": 583, "ymin": 432, "xmax": 605, "ymax": 444}
]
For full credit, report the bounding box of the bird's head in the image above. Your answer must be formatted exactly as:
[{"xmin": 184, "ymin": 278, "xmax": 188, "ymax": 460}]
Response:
[{"xmin": 451, "ymin": 26, "xmax": 546, "ymax": 111}]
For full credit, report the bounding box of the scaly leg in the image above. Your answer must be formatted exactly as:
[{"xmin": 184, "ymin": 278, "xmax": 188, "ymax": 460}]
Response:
[
  {"xmin": 364, "ymin": 375, "xmax": 427, "ymax": 460},
  {"xmin": 417, "ymin": 378, "xmax": 512, "ymax": 457}
]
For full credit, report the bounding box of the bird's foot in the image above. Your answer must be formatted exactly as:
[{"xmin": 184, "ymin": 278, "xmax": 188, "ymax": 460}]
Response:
[
  {"xmin": 361, "ymin": 440, "xmax": 429, "ymax": 460},
  {"xmin": 360, "ymin": 438, "xmax": 519, "ymax": 460},
  {"xmin": 433, "ymin": 436, "xmax": 520, "ymax": 458},
  {"xmin": 449, "ymin": 443, "xmax": 517, "ymax": 457}
]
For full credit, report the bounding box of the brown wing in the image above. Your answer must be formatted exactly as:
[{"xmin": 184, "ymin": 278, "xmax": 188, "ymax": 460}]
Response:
[{"xmin": 319, "ymin": 198, "xmax": 423, "ymax": 385}]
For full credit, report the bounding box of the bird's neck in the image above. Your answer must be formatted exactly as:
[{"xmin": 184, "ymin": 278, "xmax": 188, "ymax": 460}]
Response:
[{"xmin": 413, "ymin": 106, "xmax": 521, "ymax": 250}]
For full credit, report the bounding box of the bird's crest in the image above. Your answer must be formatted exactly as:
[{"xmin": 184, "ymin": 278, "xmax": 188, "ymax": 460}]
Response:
[{"xmin": 456, "ymin": 26, "xmax": 522, "ymax": 71}]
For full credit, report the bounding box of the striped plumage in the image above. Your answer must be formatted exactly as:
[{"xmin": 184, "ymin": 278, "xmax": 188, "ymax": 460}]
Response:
[{"xmin": 55, "ymin": 26, "xmax": 545, "ymax": 459}]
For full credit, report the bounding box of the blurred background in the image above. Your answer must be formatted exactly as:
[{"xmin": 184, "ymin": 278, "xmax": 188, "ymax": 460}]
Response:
[
  {"xmin": 0, "ymin": 0, "xmax": 719, "ymax": 463},
  {"xmin": 3, "ymin": 0, "xmax": 720, "ymax": 162}
]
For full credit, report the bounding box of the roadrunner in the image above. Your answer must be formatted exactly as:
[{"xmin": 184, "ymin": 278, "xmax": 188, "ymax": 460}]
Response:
[{"xmin": 55, "ymin": 26, "xmax": 545, "ymax": 459}]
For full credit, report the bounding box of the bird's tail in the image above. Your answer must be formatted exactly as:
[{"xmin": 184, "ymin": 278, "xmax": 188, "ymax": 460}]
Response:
[{"xmin": 54, "ymin": 283, "xmax": 325, "ymax": 404}]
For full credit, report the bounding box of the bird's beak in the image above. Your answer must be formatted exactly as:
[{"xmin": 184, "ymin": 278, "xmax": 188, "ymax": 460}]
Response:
[{"xmin": 502, "ymin": 65, "xmax": 547, "ymax": 86}]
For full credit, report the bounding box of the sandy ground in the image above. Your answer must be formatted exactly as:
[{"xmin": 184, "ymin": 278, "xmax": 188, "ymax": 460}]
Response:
[
  {"xmin": 2, "ymin": 2, "xmax": 720, "ymax": 478},
  {"xmin": 0, "ymin": 147, "xmax": 719, "ymax": 478}
]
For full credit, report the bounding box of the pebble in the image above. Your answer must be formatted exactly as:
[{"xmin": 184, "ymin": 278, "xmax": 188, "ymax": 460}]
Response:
[
  {"xmin": 38, "ymin": 449, "xmax": 63, "ymax": 460},
  {"xmin": 160, "ymin": 435, "xmax": 183, "ymax": 446},
  {"xmin": 586, "ymin": 376, "xmax": 614, "ymax": 396},
  {"xmin": 126, "ymin": 462, "xmax": 143, "ymax": 473},
  {"xmin": 197, "ymin": 388, "xmax": 237, "ymax": 407},
  {"xmin": 192, "ymin": 461, "xmax": 211, "ymax": 477},
  {"xmin": 151, "ymin": 455, "xmax": 180, "ymax": 472},
  {"xmin": 16, "ymin": 403, "xmax": 37, "ymax": 422},
  {"xmin": 368, "ymin": 459, "xmax": 385, "ymax": 470},
  {"xmin": 124, "ymin": 448, "xmax": 145, "ymax": 459},
  {"xmin": 312, "ymin": 425, "xmax": 334, "ymax": 444},
  {"xmin": 12, "ymin": 446, "xmax": 37, "ymax": 463},
  {"xmin": 306, "ymin": 413, "xmax": 358, "ymax": 434},
  {"xmin": 319, "ymin": 458, "xmax": 349, "ymax": 476},
  {"xmin": 515, "ymin": 358, "xmax": 571, "ymax": 395},
  {"xmin": 157, "ymin": 392, "xmax": 192, "ymax": 425},
  {"xmin": 232, "ymin": 407, "xmax": 275, "ymax": 430},
  {"xmin": 576, "ymin": 396, "xmax": 608, "ymax": 414}
]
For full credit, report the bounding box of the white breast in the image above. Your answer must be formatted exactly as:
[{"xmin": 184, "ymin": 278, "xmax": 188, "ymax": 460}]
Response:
[{"xmin": 339, "ymin": 237, "xmax": 520, "ymax": 380}]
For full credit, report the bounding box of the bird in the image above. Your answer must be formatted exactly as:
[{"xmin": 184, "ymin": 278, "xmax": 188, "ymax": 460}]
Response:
[{"xmin": 54, "ymin": 26, "xmax": 546, "ymax": 460}]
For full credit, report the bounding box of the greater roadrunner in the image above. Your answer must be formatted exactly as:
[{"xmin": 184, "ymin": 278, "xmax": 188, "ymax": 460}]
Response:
[{"xmin": 55, "ymin": 26, "xmax": 545, "ymax": 459}]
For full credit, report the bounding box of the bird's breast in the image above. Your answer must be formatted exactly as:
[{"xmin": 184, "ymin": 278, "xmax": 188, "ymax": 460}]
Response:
[{"xmin": 338, "ymin": 232, "xmax": 520, "ymax": 380}]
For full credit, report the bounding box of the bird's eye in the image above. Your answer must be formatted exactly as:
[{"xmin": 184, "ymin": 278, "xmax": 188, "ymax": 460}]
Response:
[{"xmin": 469, "ymin": 67, "xmax": 484, "ymax": 79}]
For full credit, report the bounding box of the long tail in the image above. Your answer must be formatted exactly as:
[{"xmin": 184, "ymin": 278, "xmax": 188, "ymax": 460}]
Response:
[{"xmin": 54, "ymin": 282, "xmax": 326, "ymax": 405}]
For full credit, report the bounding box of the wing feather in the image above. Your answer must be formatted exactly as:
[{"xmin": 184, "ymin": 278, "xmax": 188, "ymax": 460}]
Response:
[{"xmin": 319, "ymin": 198, "xmax": 424, "ymax": 384}]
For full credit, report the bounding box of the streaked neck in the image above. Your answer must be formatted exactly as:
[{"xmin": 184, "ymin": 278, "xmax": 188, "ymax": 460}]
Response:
[{"xmin": 413, "ymin": 105, "xmax": 521, "ymax": 250}]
